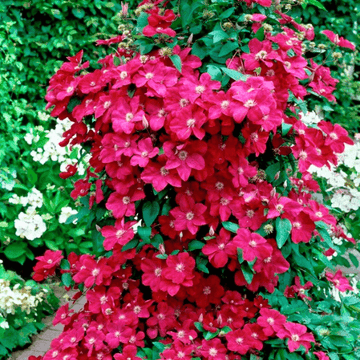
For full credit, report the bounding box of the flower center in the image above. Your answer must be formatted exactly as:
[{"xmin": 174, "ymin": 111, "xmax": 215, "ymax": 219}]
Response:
[
  {"xmin": 220, "ymin": 198, "xmax": 229, "ymax": 205},
  {"xmin": 244, "ymin": 99, "xmax": 257, "ymax": 108},
  {"xmin": 145, "ymin": 72, "xmax": 154, "ymax": 79},
  {"xmin": 176, "ymin": 263, "xmax": 185, "ymax": 272},
  {"xmin": 158, "ymin": 109, "xmax": 166, "ymax": 117},
  {"xmin": 90, "ymin": 82, "xmax": 96, "ymax": 86},
  {"xmin": 246, "ymin": 210, "xmax": 255, "ymax": 218},
  {"xmin": 104, "ymin": 101, "xmax": 111, "ymax": 109},
  {"xmin": 120, "ymin": 71, "xmax": 128, "ymax": 79},
  {"xmin": 160, "ymin": 167, "xmax": 169, "ymax": 176},
  {"xmin": 264, "ymin": 256, "xmax": 272, "ymax": 263},
  {"xmin": 249, "ymin": 240, "xmax": 257, "ymax": 247},
  {"xmin": 116, "ymin": 229, "xmax": 125, "ymax": 238},
  {"xmin": 267, "ymin": 317, "xmax": 274, "ymax": 325},
  {"xmin": 329, "ymin": 132, "xmax": 338, "ymax": 140},
  {"xmin": 255, "ymin": 50, "xmax": 267, "ymax": 60},
  {"xmin": 178, "ymin": 150, "xmax": 188, "ymax": 160},
  {"xmin": 186, "ymin": 212, "xmax": 195, "ymax": 220},
  {"xmin": 125, "ymin": 113, "xmax": 134, "ymax": 122},
  {"xmin": 122, "ymin": 196, "xmax": 131, "ymax": 205},
  {"xmin": 133, "ymin": 306, "xmax": 141, "ymax": 314},
  {"xmin": 221, "ymin": 100, "xmax": 229, "ymax": 109},
  {"xmin": 180, "ymin": 99, "xmax": 189, "ymax": 107},
  {"xmin": 315, "ymin": 211, "xmax": 323, "ymax": 218},
  {"xmin": 236, "ymin": 337, "xmax": 243, "ymax": 344},
  {"xmin": 203, "ymin": 286, "xmax": 211, "ymax": 295},
  {"xmin": 100, "ymin": 296, "xmax": 108, "ymax": 304},
  {"xmin": 291, "ymin": 334, "xmax": 300, "ymax": 342},
  {"xmin": 187, "ymin": 118, "xmax": 196, "ymax": 128},
  {"xmin": 141, "ymin": 151, "xmax": 148, "ymax": 158},
  {"xmin": 299, "ymin": 150, "xmax": 307, "ymax": 160},
  {"xmin": 293, "ymin": 222, "xmax": 301, "ymax": 229},
  {"xmin": 209, "ymin": 348, "xmax": 218, "ymax": 356},
  {"xmin": 92, "ymin": 268, "xmax": 100, "ymax": 276},
  {"xmin": 66, "ymin": 86, "xmax": 74, "ymax": 93},
  {"xmin": 154, "ymin": 268, "xmax": 162, "ymax": 277},
  {"xmin": 215, "ymin": 181, "xmax": 224, "ymax": 190},
  {"xmin": 195, "ymin": 85, "xmax": 205, "ymax": 94},
  {"xmin": 218, "ymin": 243, "xmax": 225, "ymax": 250}
]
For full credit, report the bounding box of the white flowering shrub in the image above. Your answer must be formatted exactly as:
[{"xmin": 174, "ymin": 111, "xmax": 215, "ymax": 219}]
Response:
[
  {"xmin": 309, "ymin": 134, "xmax": 360, "ymax": 241},
  {"xmin": 0, "ymin": 262, "xmax": 59, "ymax": 358},
  {"xmin": 0, "ymin": 115, "xmax": 96, "ymax": 271}
]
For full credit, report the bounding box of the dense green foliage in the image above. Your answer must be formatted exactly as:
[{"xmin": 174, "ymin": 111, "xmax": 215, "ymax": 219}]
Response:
[
  {"xmin": 298, "ymin": 0, "xmax": 360, "ymax": 133},
  {"xmin": 0, "ymin": 0, "xmax": 125, "ymax": 272}
]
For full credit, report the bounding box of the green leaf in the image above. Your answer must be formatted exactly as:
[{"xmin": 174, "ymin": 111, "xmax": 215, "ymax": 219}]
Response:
[
  {"xmin": 221, "ymin": 67, "xmax": 248, "ymax": 81},
  {"xmin": 92, "ymin": 231, "xmax": 104, "ymax": 255},
  {"xmin": 122, "ymin": 239, "xmax": 139, "ymax": 251},
  {"xmin": 156, "ymin": 254, "xmax": 168, "ymax": 259},
  {"xmin": 180, "ymin": 0, "xmax": 202, "ymax": 27},
  {"xmin": 266, "ymin": 163, "xmax": 281, "ymax": 180},
  {"xmin": 153, "ymin": 342, "xmax": 166, "ymax": 352},
  {"xmin": 222, "ymin": 221, "xmax": 239, "ymax": 233},
  {"xmin": 254, "ymin": 27, "xmax": 265, "ymax": 41},
  {"xmin": 218, "ymin": 42, "xmax": 239, "ymax": 57},
  {"xmin": 241, "ymin": 263, "xmax": 254, "ymax": 284},
  {"xmin": 196, "ymin": 257, "xmax": 209, "ymax": 274},
  {"xmin": 237, "ymin": 248, "xmax": 244, "ymax": 264},
  {"xmin": 219, "ymin": 7, "xmax": 235, "ymax": 20},
  {"xmin": 349, "ymin": 253, "xmax": 359, "ymax": 268},
  {"xmin": 4, "ymin": 242, "xmax": 27, "ymax": 260},
  {"xmin": 276, "ymin": 218, "xmax": 292, "ymax": 248},
  {"xmin": 138, "ymin": 226, "xmax": 152, "ymax": 242},
  {"xmin": 282, "ymin": 123, "xmax": 293, "ymax": 136},
  {"xmin": 61, "ymin": 273, "xmax": 72, "ymax": 287},
  {"xmin": 189, "ymin": 240, "xmax": 205, "ymax": 251},
  {"xmin": 170, "ymin": 54, "xmax": 182, "ymax": 73},
  {"xmin": 220, "ymin": 326, "xmax": 232, "ymax": 334},
  {"xmin": 142, "ymin": 201, "xmax": 160, "ymax": 227},
  {"xmin": 194, "ymin": 322, "xmax": 204, "ymax": 332},
  {"xmin": 72, "ymin": 8, "xmax": 85, "ymax": 19},
  {"xmin": 113, "ymin": 56, "xmax": 121, "ymax": 66},
  {"xmin": 136, "ymin": 12, "xmax": 149, "ymax": 31},
  {"xmin": 204, "ymin": 329, "xmax": 220, "ymax": 340},
  {"xmin": 306, "ymin": 0, "xmax": 327, "ymax": 10},
  {"xmin": 207, "ymin": 65, "xmax": 222, "ymax": 81}
]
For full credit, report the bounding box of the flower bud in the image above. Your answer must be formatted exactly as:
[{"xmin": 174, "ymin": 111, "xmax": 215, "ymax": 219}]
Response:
[{"xmin": 264, "ymin": 224, "xmax": 274, "ymax": 234}]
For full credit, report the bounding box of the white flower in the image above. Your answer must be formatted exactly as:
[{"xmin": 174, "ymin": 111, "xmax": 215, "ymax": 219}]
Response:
[
  {"xmin": 0, "ymin": 319, "xmax": 9, "ymax": 329},
  {"xmin": 300, "ymin": 111, "xmax": 322, "ymax": 125},
  {"xmin": 14, "ymin": 209, "xmax": 46, "ymax": 241},
  {"xmin": 59, "ymin": 207, "xmax": 78, "ymax": 224},
  {"xmin": 26, "ymin": 188, "xmax": 43, "ymax": 209},
  {"xmin": 24, "ymin": 129, "xmax": 40, "ymax": 145},
  {"xmin": 9, "ymin": 194, "xmax": 21, "ymax": 205}
]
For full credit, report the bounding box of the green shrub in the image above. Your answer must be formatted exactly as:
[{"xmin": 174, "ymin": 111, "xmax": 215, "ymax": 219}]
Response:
[{"xmin": 0, "ymin": 263, "xmax": 59, "ymax": 358}]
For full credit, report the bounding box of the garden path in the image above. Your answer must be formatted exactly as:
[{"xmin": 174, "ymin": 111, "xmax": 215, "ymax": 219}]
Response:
[{"xmin": 10, "ymin": 286, "xmax": 86, "ymax": 360}]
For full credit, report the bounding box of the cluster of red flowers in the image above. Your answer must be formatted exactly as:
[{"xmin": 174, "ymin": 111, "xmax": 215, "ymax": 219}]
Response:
[
  {"xmin": 34, "ymin": 1, "xmax": 357, "ymax": 359},
  {"xmin": 33, "ymin": 250, "xmax": 63, "ymax": 282}
]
